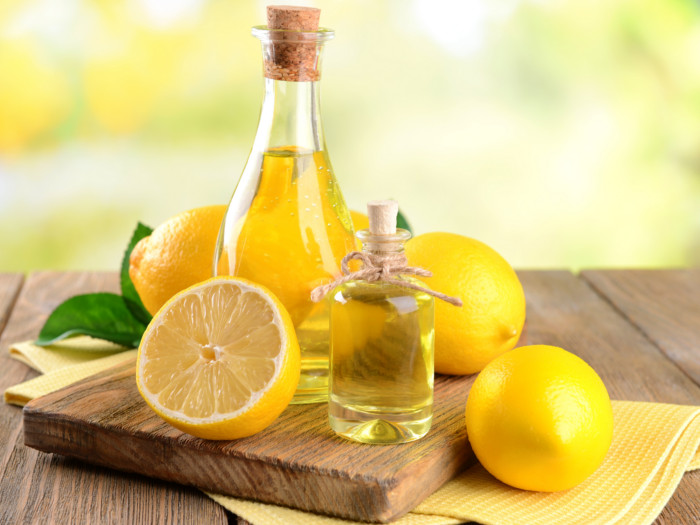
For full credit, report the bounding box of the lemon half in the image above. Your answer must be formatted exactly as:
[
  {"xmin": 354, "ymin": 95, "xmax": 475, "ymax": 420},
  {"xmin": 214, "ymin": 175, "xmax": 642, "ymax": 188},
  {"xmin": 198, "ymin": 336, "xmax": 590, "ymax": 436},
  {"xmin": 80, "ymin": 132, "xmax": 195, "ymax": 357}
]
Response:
[{"xmin": 136, "ymin": 277, "xmax": 300, "ymax": 440}]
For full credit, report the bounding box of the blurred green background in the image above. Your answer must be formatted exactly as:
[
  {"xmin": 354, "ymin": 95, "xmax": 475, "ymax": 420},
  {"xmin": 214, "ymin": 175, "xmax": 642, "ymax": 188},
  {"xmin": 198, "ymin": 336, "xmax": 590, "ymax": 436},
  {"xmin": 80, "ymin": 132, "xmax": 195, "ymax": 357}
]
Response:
[{"xmin": 1, "ymin": 0, "xmax": 699, "ymax": 271}]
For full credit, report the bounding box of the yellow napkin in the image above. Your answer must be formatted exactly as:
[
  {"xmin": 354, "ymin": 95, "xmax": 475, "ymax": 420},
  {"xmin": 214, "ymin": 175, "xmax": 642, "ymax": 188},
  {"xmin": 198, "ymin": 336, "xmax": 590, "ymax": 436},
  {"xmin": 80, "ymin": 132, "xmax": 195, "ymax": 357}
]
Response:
[
  {"xmin": 4, "ymin": 337, "xmax": 136, "ymax": 406},
  {"xmin": 8, "ymin": 335, "xmax": 129, "ymax": 373},
  {"xmin": 5, "ymin": 339, "xmax": 700, "ymax": 525}
]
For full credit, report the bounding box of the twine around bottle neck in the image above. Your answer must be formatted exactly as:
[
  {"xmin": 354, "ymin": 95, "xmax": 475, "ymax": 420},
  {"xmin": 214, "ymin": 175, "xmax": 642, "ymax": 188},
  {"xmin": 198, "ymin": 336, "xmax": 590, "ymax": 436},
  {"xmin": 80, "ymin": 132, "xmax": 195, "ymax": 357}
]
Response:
[{"xmin": 310, "ymin": 251, "xmax": 463, "ymax": 306}]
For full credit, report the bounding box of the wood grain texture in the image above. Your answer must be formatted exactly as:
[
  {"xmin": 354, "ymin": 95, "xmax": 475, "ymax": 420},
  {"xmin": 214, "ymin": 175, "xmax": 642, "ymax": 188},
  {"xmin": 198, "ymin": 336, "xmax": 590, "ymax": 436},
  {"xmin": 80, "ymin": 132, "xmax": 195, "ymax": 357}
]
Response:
[
  {"xmin": 23, "ymin": 360, "xmax": 482, "ymax": 523},
  {"xmin": 521, "ymin": 271, "xmax": 700, "ymax": 525},
  {"xmin": 0, "ymin": 274, "xmax": 23, "ymax": 339},
  {"xmin": 520, "ymin": 271, "xmax": 700, "ymax": 404},
  {"xmin": 0, "ymin": 272, "xmax": 226, "ymax": 525},
  {"xmin": 6, "ymin": 270, "xmax": 700, "ymax": 524},
  {"xmin": 582, "ymin": 269, "xmax": 700, "ymax": 387},
  {"xmin": 579, "ymin": 270, "xmax": 700, "ymax": 525}
]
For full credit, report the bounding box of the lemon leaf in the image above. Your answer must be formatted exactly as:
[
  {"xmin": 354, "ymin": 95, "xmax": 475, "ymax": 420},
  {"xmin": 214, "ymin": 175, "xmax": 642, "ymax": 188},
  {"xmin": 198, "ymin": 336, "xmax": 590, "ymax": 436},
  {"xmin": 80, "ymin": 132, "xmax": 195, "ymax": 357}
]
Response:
[
  {"xmin": 397, "ymin": 209, "xmax": 412, "ymax": 234},
  {"xmin": 120, "ymin": 222, "xmax": 153, "ymax": 325},
  {"xmin": 36, "ymin": 293, "xmax": 148, "ymax": 348}
]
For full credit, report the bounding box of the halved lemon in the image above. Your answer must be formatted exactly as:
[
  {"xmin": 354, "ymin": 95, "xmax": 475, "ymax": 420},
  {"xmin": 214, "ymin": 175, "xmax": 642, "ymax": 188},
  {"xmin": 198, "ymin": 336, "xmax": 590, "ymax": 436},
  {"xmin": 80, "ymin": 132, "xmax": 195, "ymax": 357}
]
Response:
[{"xmin": 136, "ymin": 276, "xmax": 300, "ymax": 440}]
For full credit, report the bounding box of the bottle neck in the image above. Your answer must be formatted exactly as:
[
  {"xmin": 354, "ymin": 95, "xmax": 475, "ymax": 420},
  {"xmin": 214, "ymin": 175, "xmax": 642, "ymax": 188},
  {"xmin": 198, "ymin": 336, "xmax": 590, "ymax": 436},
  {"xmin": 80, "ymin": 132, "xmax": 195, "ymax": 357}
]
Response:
[
  {"xmin": 357, "ymin": 229, "xmax": 412, "ymax": 255},
  {"xmin": 250, "ymin": 26, "xmax": 333, "ymax": 154},
  {"xmin": 252, "ymin": 78, "xmax": 324, "ymax": 154}
]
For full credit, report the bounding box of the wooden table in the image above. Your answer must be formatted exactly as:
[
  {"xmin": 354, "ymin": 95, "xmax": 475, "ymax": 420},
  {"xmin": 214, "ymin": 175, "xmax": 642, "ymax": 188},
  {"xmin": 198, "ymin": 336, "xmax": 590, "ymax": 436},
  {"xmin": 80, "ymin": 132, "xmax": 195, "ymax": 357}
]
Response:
[{"xmin": 0, "ymin": 270, "xmax": 698, "ymax": 524}]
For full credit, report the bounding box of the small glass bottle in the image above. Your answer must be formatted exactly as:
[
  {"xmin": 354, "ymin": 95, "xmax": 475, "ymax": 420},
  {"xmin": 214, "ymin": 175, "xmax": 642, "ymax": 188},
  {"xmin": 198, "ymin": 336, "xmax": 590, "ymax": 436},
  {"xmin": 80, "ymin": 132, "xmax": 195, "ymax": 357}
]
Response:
[
  {"xmin": 328, "ymin": 201, "xmax": 435, "ymax": 444},
  {"xmin": 214, "ymin": 7, "xmax": 355, "ymax": 404}
]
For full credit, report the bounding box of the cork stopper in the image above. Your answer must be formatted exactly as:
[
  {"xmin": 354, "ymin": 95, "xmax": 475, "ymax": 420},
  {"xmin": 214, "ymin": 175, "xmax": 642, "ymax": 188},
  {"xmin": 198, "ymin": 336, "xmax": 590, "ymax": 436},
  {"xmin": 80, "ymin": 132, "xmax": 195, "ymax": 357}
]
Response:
[
  {"xmin": 264, "ymin": 5, "xmax": 323, "ymax": 82},
  {"xmin": 367, "ymin": 200, "xmax": 399, "ymax": 236},
  {"xmin": 267, "ymin": 5, "xmax": 320, "ymax": 31}
]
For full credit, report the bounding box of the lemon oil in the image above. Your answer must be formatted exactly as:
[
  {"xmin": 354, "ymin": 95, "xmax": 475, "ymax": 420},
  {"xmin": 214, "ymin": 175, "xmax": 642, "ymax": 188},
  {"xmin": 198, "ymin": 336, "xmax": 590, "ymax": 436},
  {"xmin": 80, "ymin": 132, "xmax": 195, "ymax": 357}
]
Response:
[
  {"xmin": 327, "ymin": 201, "xmax": 435, "ymax": 444},
  {"xmin": 213, "ymin": 7, "xmax": 355, "ymax": 404}
]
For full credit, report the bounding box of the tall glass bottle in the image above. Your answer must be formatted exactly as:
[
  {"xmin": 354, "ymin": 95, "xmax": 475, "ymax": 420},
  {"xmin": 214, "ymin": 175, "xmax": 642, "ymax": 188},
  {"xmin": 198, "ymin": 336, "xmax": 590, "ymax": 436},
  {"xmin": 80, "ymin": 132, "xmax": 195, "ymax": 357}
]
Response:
[{"xmin": 214, "ymin": 9, "xmax": 355, "ymax": 404}]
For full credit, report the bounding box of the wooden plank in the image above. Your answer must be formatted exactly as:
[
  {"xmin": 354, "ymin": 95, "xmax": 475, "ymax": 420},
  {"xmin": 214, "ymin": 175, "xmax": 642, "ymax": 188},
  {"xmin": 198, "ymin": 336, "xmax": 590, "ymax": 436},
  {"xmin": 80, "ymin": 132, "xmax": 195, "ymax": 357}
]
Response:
[
  {"xmin": 520, "ymin": 271, "xmax": 700, "ymax": 525},
  {"xmin": 23, "ymin": 360, "xmax": 481, "ymax": 523},
  {"xmin": 0, "ymin": 274, "xmax": 24, "ymax": 339},
  {"xmin": 580, "ymin": 269, "xmax": 700, "ymax": 525},
  {"xmin": 581, "ymin": 269, "xmax": 700, "ymax": 387},
  {"xmin": 0, "ymin": 272, "xmax": 226, "ymax": 525},
  {"xmin": 520, "ymin": 271, "xmax": 700, "ymax": 403}
]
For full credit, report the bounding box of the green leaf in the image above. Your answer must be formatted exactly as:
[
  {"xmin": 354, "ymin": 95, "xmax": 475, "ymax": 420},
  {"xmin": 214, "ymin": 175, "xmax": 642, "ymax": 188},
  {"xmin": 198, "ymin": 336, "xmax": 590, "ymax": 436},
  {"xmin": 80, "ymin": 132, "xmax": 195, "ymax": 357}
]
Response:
[
  {"xmin": 36, "ymin": 293, "xmax": 148, "ymax": 348},
  {"xmin": 120, "ymin": 222, "xmax": 153, "ymax": 325},
  {"xmin": 397, "ymin": 209, "xmax": 413, "ymax": 234}
]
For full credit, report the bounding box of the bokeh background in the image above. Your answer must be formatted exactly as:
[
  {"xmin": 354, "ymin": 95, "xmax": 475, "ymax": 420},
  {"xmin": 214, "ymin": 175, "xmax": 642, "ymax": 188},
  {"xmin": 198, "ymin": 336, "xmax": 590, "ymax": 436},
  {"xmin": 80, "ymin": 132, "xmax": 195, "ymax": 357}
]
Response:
[{"xmin": 1, "ymin": 0, "xmax": 699, "ymax": 272}]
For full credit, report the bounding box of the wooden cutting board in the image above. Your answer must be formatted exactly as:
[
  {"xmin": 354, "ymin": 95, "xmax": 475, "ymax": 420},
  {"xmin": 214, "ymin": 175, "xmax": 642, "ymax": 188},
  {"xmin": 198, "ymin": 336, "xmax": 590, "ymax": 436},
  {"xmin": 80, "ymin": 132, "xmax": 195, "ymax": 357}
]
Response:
[{"xmin": 23, "ymin": 358, "xmax": 481, "ymax": 523}]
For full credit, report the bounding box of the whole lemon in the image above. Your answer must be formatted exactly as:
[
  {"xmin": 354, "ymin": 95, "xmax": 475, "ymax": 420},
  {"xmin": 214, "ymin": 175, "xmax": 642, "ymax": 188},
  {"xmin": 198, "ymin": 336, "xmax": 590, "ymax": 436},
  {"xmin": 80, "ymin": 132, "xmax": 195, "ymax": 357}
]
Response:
[
  {"xmin": 405, "ymin": 232, "xmax": 525, "ymax": 375},
  {"xmin": 129, "ymin": 205, "xmax": 226, "ymax": 316},
  {"xmin": 465, "ymin": 345, "xmax": 614, "ymax": 492},
  {"xmin": 350, "ymin": 210, "xmax": 370, "ymax": 231}
]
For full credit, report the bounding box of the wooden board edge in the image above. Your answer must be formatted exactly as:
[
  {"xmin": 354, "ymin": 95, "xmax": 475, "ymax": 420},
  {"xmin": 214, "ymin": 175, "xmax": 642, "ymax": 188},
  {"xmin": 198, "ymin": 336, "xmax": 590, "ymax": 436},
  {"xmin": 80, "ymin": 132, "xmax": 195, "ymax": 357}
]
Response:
[
  {"xmin": 23, "ymin": 405, "xmax": 399, "ymax": 523},
  {"xmin": 22, "ymin": 417, "xmax": 470, "ymax": 523},
  {"xmin": 381, "ymin": 446, "xmax": 476, "ymax": 522},
  {"xmin": 23, "ymin": 400, "xmax": 473, "ymax": 523},
  {"xmin": 22, "ymin": 359, "xmax": 473, "ymax": 523}
]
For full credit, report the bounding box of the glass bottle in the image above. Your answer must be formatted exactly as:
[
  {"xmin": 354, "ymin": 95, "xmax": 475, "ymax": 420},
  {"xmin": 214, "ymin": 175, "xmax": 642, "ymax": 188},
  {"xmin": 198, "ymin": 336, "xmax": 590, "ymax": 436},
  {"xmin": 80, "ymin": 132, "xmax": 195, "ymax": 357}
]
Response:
[
  {"xmin": 328, "ymin": 201, "xmax": 435, "ymax": 444},
  {"xmin": 214, "ymin": 10, "xmax": 355, "ymax": 404}
]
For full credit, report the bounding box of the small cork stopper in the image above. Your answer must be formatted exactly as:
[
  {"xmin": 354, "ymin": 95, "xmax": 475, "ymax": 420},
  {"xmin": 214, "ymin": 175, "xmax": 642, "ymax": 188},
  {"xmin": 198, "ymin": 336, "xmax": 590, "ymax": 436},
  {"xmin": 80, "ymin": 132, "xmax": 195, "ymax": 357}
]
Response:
[
  {"xmin": 267, "ymin": 5, "xmax": 320, "ymax": 31},
  {"xmin": 265, "ymin": 5, "xmax": 322, "ymax": 82},
  {"xmin": 367, "ymin": 200, "xmax": 399, "ymax": 235}
]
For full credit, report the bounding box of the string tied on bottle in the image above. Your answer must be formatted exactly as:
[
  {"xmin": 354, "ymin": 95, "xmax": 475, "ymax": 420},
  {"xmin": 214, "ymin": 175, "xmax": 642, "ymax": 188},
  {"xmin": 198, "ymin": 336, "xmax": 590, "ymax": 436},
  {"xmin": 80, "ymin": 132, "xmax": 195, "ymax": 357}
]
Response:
[{"xmin": 310, "ymin": 251, "xmax": 463, "ymax": 306}]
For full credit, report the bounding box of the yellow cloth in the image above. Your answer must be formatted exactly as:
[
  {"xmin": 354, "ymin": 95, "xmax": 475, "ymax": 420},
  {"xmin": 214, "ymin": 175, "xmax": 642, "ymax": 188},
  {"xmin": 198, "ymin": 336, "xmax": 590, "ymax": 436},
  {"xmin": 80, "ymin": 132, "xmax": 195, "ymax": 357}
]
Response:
[
  {"xmin": 8, "ymin": 335, "xmax": 129, "ymax": 373},
  {"xmin": 4, "ymin": 342, "xmax": 137, "ymax": 406},
  {"xmin": 205, "ymin": 494, "xmax": 461, "ymax": 525},
  {"xmin": 5, "ymin": 339, "xmax": 700, "ymax": 525}
]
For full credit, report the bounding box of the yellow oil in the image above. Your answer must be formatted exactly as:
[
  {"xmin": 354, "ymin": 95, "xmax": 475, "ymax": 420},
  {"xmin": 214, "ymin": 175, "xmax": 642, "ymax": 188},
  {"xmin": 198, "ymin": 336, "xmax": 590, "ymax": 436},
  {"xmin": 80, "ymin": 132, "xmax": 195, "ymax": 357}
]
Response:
[
  {"xmin": 329, "ymin": 278, "xmax": 434, "ymax": 444},
  {"xmin": 217, "ymin": 147, "xmax": 355, "ymax": 404}
]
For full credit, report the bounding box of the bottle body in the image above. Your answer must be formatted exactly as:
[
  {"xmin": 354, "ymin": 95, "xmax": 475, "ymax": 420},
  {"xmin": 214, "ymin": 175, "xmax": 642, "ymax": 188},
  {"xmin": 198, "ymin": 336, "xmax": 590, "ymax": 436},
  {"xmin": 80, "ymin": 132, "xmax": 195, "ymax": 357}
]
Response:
[
  {"xmin": 214, "ymin": 28, "xmax": 355, "ymax": 404},
  {"xmin": 329, "ymin": 276, "xmax": 435, "ymax": 444}
]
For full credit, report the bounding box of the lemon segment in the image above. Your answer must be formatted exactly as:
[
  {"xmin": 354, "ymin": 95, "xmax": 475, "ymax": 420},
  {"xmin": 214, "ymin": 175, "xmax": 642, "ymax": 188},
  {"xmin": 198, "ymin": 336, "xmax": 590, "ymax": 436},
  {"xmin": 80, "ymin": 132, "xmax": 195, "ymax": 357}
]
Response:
[
  {"xmin": 136, "ymin": 277, "xmax": 300, "ymax": 440},
  {"xmin": 349, "ymin": 210, "xmax": 370, "ymax": 231}
]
